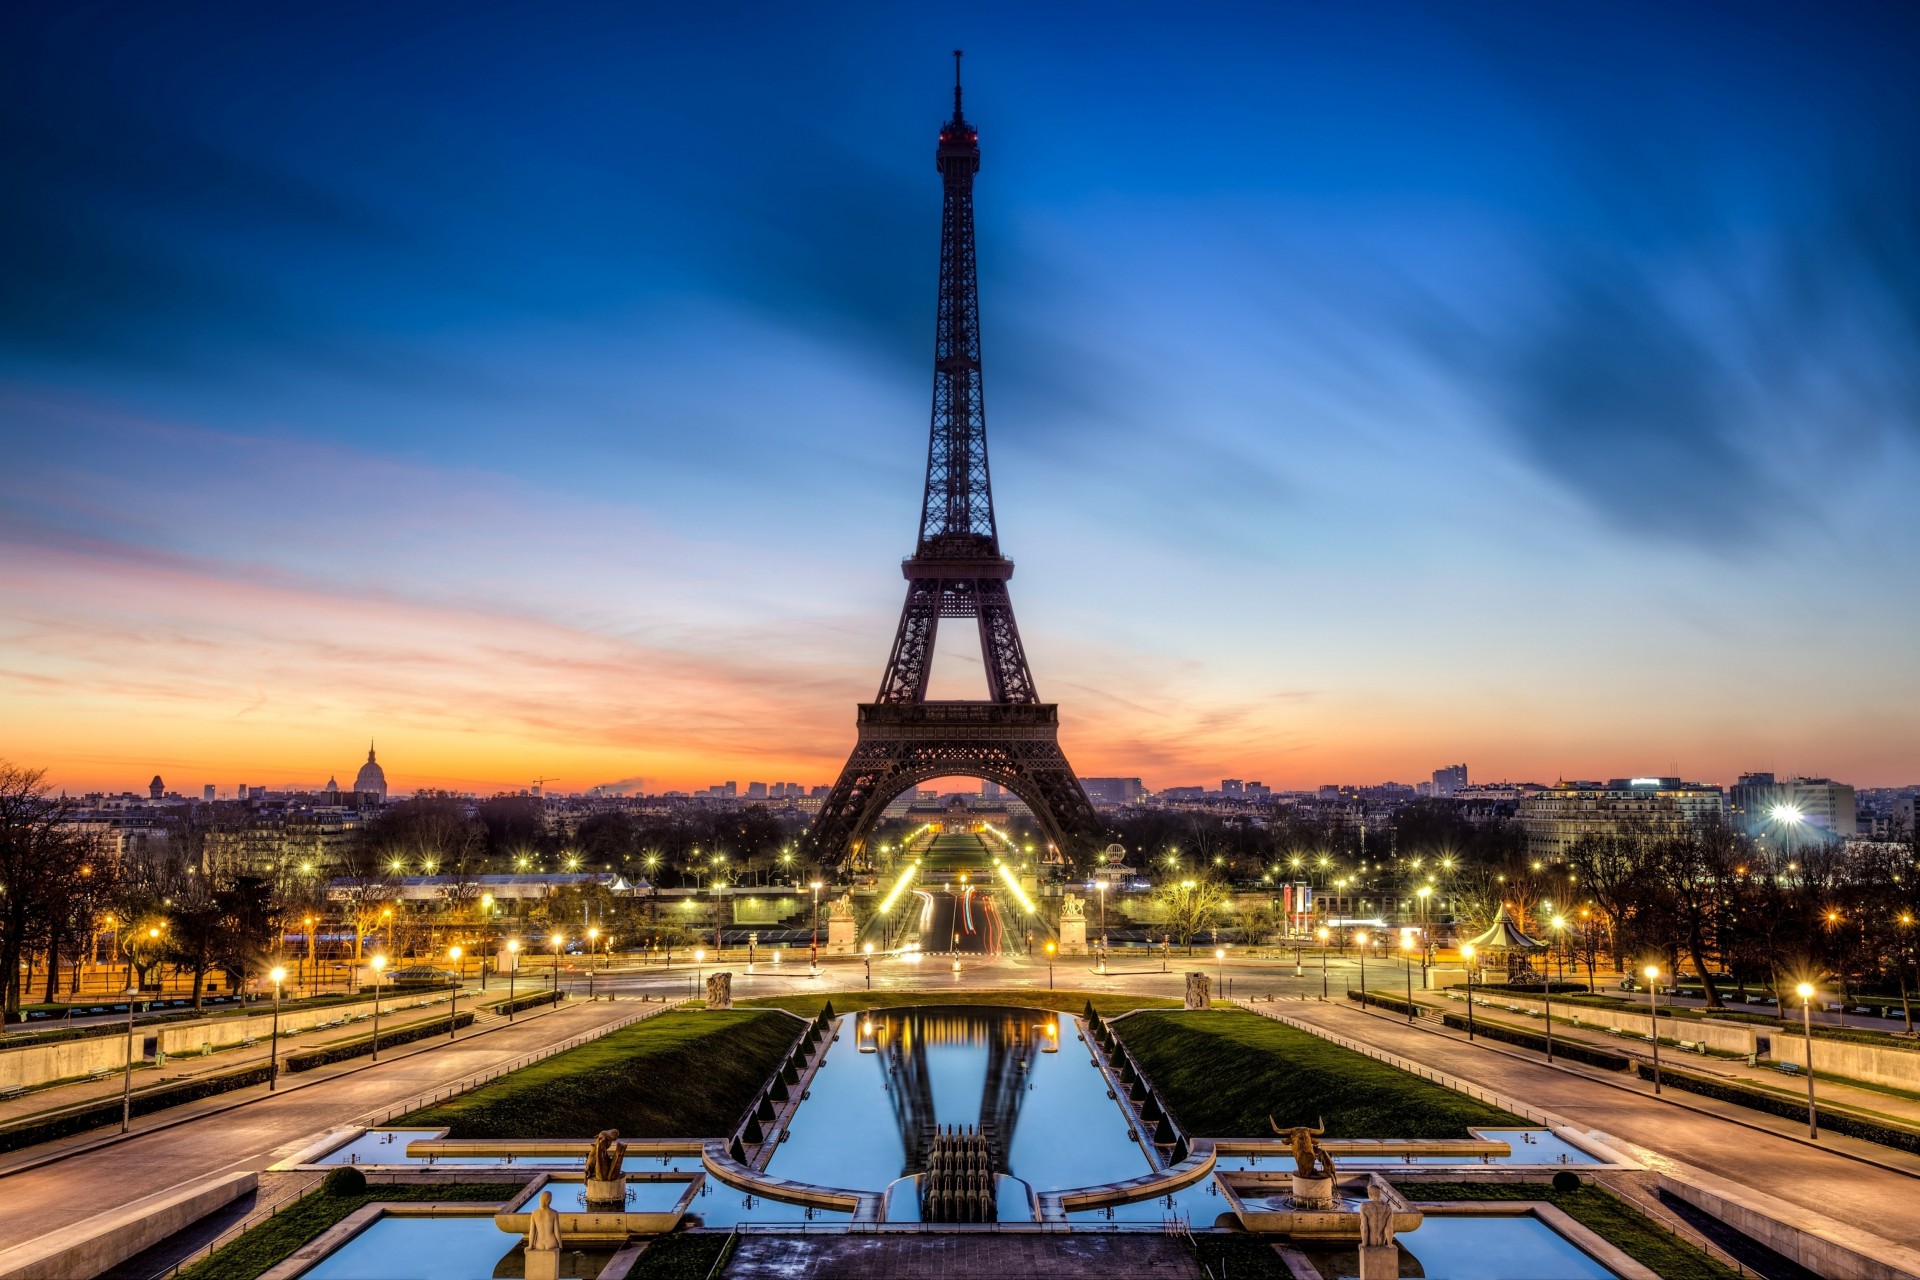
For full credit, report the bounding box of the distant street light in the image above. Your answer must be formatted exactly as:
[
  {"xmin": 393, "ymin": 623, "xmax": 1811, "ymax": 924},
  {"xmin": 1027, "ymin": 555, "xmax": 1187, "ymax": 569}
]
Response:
[
  {"xmin": 1045, "ymin": 940, "xmax": 1056, "ymax": 989},
  {"xmin": 1317, "ymin": 926, "xmax": 1331, "ymax": 1001},
  {"xmin": 1401, "ymin": 933, "xmax": 1416, "ymax": 1024},
  {"xmin": 505, "ymin": 940, "xmax": 519, "ymax": 1020},
  {"xmin": 1355, "ymin": 931, "xmax": 1370, "ymax": 1009},
  {"xmin": 550, "ymin": 933, "xmax": 564, "ymax": 994},
  {"xmin": 1461, "ymin": 943, "xmax": 1477, "ymax": 1040},
  {"xmin": 1215, "ymin": 947, "xmax": 1226, "ymax": 998},
  {"xmin": 810, "ymin": 880, "xmax": 823, "ymax": 974}
]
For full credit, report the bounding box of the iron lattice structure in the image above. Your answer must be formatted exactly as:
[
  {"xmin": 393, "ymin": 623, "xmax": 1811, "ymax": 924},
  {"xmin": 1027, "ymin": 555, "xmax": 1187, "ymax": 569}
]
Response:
[{"xmin": 807, "ymin": 55, "xmax": 1101, "ymax": 868}]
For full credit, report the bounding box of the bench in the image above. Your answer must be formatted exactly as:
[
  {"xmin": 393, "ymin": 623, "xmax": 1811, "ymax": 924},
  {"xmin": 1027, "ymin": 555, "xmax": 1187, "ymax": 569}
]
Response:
[
  {"xmin": 1773, "ymin": 1061, "xmax": 1802, "ymax": 1076},
  {"xmin": 0, "ymin": 1085, "xmax": 26, "ymax": 1100}
]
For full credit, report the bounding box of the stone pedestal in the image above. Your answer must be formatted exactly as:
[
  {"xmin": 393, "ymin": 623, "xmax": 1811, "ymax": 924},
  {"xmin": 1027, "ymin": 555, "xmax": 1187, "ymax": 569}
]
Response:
[
  {"xmin": 1290, "ymin": 1174, "xmax": 1335, "ymax": 1210},
  {"xmin": 1057, "ymin": 915, "xmax": 1088, "ymax": 956},
  {"xmin": 827, "ymin": 914, "xmax": 857, "ymax": 954},
  {"xmin": 584, "ymin": 1176, "xmax": 627, "ymax": 1210},
  {"xmin": 524, "ymin": 1247, "xmax": 561, "ymax": 1280},
  {"xmin": 1185, "ymin": 972, "xmax": 1211, "ymax": 1010},
  {"xmin": 706, "ymin": 972, "xmax": 732, "ymax": 1009},
  {"xmin": 1358, "ymin": 1245, "xmax": 1398, "ymax": 1279}
]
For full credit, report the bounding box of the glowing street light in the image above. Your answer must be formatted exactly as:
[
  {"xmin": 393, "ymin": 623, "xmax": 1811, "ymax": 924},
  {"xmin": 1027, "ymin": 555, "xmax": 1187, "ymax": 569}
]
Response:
[
  {"xmin": 268, "ymin": 965, "xmax": 287, "ymax": 1089},
  {"xmin": 1214, "ymin": 946, "xmax": 1226, "ymax": 998},
  {"xmin": 505, "ymin": 939, "xmax": 520, "ymax": 1019},
  {"xmin": 448, "ymin": 946, "xmax": 463, "ymax": 1039},
  {"xmin": 550, "ymin": 933, "xmax": 565, "ymax": 994},
  {"xmin": 1044, "ymin": 939, "xmax": 1056, "ymax": 989},
  {"xmin": 1316, "ymin": 925, "xmax": 1331, "ymax": 1000},
  {"xmin": 1461, "ymin": 943, "xmax": 1477, "ymax": 1040},
  {"xmin": 1354, "ymin": 931, "xmax": 1370, "ymax": 1009},
  {"xmin": 810, "ymin": 880, "xmax": 824, "ymax": 974},
  {"xmin": 1644, "ymin": 964, "xmax": 1662, "ymax": 1093},
  {"xmin": 1796, "ymin": 982, "xmax": 1819, "ymax": 1137},
  {"xmin": 370, "ymin": 955, "xmax": 388, "ymax": 1059}
]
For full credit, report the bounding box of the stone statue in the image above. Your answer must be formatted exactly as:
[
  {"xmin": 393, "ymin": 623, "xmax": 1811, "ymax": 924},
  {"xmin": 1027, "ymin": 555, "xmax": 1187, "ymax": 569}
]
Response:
[
  {"xmin": 706, "ymin": 971, "xmax": 733, "ymax": 1010},
  {"xmin": 1185, "ymin": 971, "xmax": 1210, "ymax": 1010},
  {"xmin": 1060, "ymin": 893, "xmax": 1086, "ymax": 919},
  {"xmin": 1268, "ymin": 1116, "xmax": 1337, "ymax": 1180},
  {"xmin": 1359, "ymin": 1182, "xmax": 1396, "ymax": 1247},
  {"xmin": 524, "ymin": 1189, "xmax": 564, "ymax": 1279},
  {"xmin": 1357, "ymin": 1181, "xmax": 1399, "ymax": 1279},
  {"xmin": 584, "ymin": 1128, "xmax": 626, "ymax": 1181},
  {"xmin": 828, "ymin": 892, "xmax": 856, "ymax": 919}
]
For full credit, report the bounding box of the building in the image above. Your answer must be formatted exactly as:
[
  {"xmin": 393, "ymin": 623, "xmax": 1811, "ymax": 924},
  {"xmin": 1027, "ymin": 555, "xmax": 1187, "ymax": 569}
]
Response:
[
  {"xmin": 1080, "ymin": 777, "xmax": 1145, "ymax": 809},
  {"xmin": 353, "ymin": 744, "xmax": 389, "ymax": 802},
  {"xmin": 1517, "ymin": 778, "xmax": 1726, "ymax": 860},
  {"xmin": 1432, "ymin": 764, "xmax": 1468, "ymax": 798},
  {"xmin": 1729, "ymin": 773, "xmax": 1857, "ymax": 841}
]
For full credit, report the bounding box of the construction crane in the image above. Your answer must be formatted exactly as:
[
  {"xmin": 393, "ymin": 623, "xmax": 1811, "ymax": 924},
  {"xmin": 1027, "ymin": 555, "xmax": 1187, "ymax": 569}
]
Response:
[{"xmin": 531, "ymin": 775, "xmax": 561, "ymax": 796}]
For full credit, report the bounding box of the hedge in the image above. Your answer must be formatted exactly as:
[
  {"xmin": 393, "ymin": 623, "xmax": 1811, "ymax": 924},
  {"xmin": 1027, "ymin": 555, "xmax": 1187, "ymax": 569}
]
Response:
[
  {"xmin": 1636, "ymin": 1063, "xmax": 1920, "ymax": 1154},
  {"xmin": 1440, "ymin": 1013, "xmax": 1632, "ymax": 1071},
  {"xmin": 492, "ymin": 989, "xmax": 564, "ymax": 1017},
  {"xmin": 284, "ymin": 1012, "xmax": 475, "ymax": 1072},
  {"xmin": 1476, "ymin": 981, "xmax": 1591, "ymax": 995},
  {"xmin": 1347, "ymin": 990, "xmax": 1423, "ymax": 1017},
  {"xmin": 0, "ymin": 1062, "xmax": 273, "ymax": 1154}
]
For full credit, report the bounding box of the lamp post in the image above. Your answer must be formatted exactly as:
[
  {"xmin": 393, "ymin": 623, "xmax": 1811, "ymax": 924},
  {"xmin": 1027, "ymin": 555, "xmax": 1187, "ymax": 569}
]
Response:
[
  {"xmin": 810, "ymin": 880, "xmax": 823, "ymax": 974},
  {"xmin": 1045, "ymin": 940, "xmax": 1056, "ymax": 989},
  {"xmin": 1544, "ymin": 916, "xmax": 1566, "ymax": 1065},
  {"xmin": 695, "ymin": 947, "xmax": 706, "ymax": 1000},
  {"xmin": 863, "ymin": 941, "xmax": 874, "ymax": 989},
  {"xmin": 1797, "ymin": 982, "xmax": 1819, "ymax": 1137},
  {"xmin": 1644, "ymin": 964, "xmax": 1662, "ymax": 1094},
  {"xmin": 505, "ymin": 939, "xmax": 519, "ymax": 1020},
  {"xmin": 1096, "ymin": 880, "xmax": 1109, "ymax": 975},
  {"xmin": 1317, "ymin": 926, "xmax": 1330, "ymax": 1000},
  {"xmin": 587, "ymin": 927, "xmax": 600, "ymax": 1002},
  {"xmin": 370, "ymin": 955, "xmax": 387, "ymax": 1060},
  {"xmin": 1416, "ymin": 887, "xmax": 1433, "ymax": 980},
  {"xmin": 448, "ymin": 946, "xmax": 463, "ymax": 1039},
  {"xmin": 1214, "ymin": 947, "xmax": 1226, "ymax": 999},
  {"xmin": 478, "ymin": 894, "xmax": 494, "ymax": 991},
  {"xmin": 1402, "ymin": 934, "xmax": 1416, "ymax": 1024},
  {"xmin": 302, "ymin": 915, "xmax": 315, "ymax": 997},
  {"xmin": 1354, "ymin": 931, "xmax": 1369, "ymax": 1008},
  {"xmin": 268, "ymin": 966, "xmax": 287, "ymax": 1089},
  {"xmin": 1461, "ymin": 943, "xmax": 1477, "ymax": 1040},
  {"xmin": 119, "ymin": 923, "xmax": 164, "ymax": 1132},
  {"xmin": 550, "ymin": 933, "xmax": 564, "ymax": 994}
]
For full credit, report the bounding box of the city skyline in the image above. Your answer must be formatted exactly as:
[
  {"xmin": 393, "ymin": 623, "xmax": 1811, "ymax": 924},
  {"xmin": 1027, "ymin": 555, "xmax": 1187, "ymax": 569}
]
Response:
[{"xmin": 6, "ymin": 3, "xmax": 1920, "ymax": 796}]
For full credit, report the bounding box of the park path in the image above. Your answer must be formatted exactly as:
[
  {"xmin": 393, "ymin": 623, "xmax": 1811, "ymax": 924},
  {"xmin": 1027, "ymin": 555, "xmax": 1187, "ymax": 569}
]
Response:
[
  {"xmin": 1275, "ymin": 999, "xmax": 1920, "ymax": 1251},
  {"xmin": 0, "ymin": 998, "xmax": 651, "ymax": 1248}
]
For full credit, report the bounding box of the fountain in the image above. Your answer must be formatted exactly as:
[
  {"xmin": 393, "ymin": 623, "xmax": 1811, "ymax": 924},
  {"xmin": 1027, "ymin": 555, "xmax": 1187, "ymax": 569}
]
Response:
[
  {"xmin": 1272, "ymin": 1118, "xmax": 1339, "ymax": 1209},
  {"xmin": 584, "ymin": 1128, "xmax": 629, "ymax": 1209}
]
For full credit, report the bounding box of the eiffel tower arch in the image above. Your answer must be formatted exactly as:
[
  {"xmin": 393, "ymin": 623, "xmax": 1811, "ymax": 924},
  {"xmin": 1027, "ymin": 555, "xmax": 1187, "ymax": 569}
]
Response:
[{"xmin": 806, "ymin": 54, "xmax": 1103, "ymax": 870}]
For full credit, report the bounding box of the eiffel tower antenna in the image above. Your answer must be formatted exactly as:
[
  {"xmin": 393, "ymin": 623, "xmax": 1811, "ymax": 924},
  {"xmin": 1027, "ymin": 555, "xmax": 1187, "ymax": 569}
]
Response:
[{"xmin": 805, "ymin": 58, "xmax": 1101, "ymax": 871}]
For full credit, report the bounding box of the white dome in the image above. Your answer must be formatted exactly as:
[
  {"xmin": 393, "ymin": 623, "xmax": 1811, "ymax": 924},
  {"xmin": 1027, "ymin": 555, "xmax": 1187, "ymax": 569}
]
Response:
[{"xmin": 353, "ymin": 744, "xmax": 388, "ymax": 800}]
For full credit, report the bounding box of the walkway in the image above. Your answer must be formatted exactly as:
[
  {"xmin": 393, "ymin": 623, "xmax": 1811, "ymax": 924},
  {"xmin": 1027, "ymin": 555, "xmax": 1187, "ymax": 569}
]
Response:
[
  {"xmin": 1275, "ymin": 1000, "xmax": 1920, "ymax": 1250},
  {"xmin": 0, "ymin": 998, "xmax": 650, "ymax": 1247}
]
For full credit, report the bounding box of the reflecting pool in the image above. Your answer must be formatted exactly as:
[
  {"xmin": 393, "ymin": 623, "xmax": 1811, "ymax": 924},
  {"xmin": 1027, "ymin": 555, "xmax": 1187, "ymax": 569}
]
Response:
[
  {"xmin": 767, "ymin": 1007, "xmax": 1149, "ymax": 1198},
  {"xmin": 299, "ymin": 1216, "xmax": 619, "ymax": 1279},
  {"xmin": 1302, "ymin": 1215, "xmax": 1622, "ymax": 1280},
  {"xmin": 1213, "ymin": 1129, "xmax": 1604, "ymax": 1173},
  {"xmin": 535, "ymin": 1179, "xmax": 692, "ymax": 1213},
  {"xmin": 316, "ymin": 1129, "xmax": 700, "ymax": 1172}
]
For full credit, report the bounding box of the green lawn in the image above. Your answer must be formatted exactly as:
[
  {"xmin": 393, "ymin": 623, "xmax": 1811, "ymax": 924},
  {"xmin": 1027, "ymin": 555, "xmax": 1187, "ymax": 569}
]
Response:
[
  {"xmin": 737, "ymin": 989, "xmax": 1182, "ymax": 1020},
  {"xmin": 401, "ymin": 1010, "xmax": 798, "ymax": 1138},
  {"xmin": 174, "ymin": 1184, "xmax": 507, "ymax": 1280},
  {"xmin": 1115, "ymin": 1009, "xmax": 1521, "ymax": 1138},
  {"xmin": 1405, "ymin": 1182, "xmax": 1743, "ymax": 1280}
]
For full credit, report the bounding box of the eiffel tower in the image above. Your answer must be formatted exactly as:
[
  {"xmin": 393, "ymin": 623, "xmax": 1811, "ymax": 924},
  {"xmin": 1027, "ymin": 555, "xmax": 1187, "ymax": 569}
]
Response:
[{"xmin": 806, "ymin": 54, "xmax": 1101, "ymax": 869}]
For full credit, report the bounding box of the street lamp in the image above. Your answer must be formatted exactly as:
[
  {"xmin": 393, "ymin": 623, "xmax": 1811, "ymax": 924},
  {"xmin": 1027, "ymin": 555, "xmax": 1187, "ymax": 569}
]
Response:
[
  {"xmin": 695, "ymin": 947, "xmax": 706, "ymax": 999},
  {"xmin": 1045, "ymin": 940, "xmax": 1056, "ymax": 989},
  {"xmin": 1095, "ymin": 879, "xmax": 1109, "ymax": 975},
  {"xmin": 370, "ymin": 955, "xmax": 387, "ymax": 1060},
  {"xmin": 810, "ymin": 880, "xmax": 823, "ymax": 974},
  {"xmin": 550, "ymin": 933, "xmax": 564, "ymax": 993},
  {"xmin": 302, "ymin": 915, "xmax": 315, "ymax": 996},
  {"xmin": 1461, "ymin": 943, "xmax": 1477, "ymax": 1040},
  {"xmin": 1401, "ymin": 933, "xmax": 1416, "ymax": 1024},
  {"xmin": 479, "ymin": 894, "xmax": 494, "ymax": 991},
  {"xmin": 448, "ymin": 946, "xmax": 463, "ymax": 1039},
  {"xmin": 587, "ymin": 927, "xmax": 601, "ymax": 1002},
  {"xmin": 1316, "ymin": 926, "xmax": 1331, "ymax": 1000},
  {"xmin": 1214, "ymin": 947, "xmax": 1225, "ymax": 999},
  {"xmin": 268, "ymin": 966, "xmax": 287, "ymax": 1089},
  {"xmin": 1416, "ymin": 887, "xmax": 1434, "ymax": 979},
  {"xmin": 863, "ymin": 941, "xmax": 874, "ymax": 989},
  {"xmin": 1354, "ymin": 931, "xmax": 1370, "ymax": 1008},
  {"xmin": 1644, "ymin": 964, "xmax": 1662, "ymax": 1094},
  {"xmin": 121, "ymin": 923, "xmax": 164, "ymax": 1132},
  {"xmin": 1796, "ymin": 982, "xmax": 1819, "ymax": 1137},
  {"xmin": 1544, "ymin": 916, "xmax": 1567, "ymax": 1064},
  {"xmin": 505, "ymin": 939, "xmax": 520, "ymax": 1019}
]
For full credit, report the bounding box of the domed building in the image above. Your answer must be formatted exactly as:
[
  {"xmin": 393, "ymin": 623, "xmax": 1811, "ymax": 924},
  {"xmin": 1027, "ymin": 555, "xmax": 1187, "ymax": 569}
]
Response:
[{"xmin": 352, "ymin": 743, "xmax": 388, "ymax": 802}]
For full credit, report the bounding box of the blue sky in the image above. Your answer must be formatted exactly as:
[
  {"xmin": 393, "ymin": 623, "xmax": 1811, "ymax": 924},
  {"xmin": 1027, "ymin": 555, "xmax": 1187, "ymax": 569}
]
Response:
[{"xmin": 3, "ymin": 1, "xmax": 1918, "ymax": 794}]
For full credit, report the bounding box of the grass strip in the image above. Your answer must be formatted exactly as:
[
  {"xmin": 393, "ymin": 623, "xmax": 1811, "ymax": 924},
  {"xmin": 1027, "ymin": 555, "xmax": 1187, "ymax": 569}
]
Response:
[
  {"xmin": 173, "ymin": 1183, "xmax": 506, "ymax": 1280},
  {"xmin": 1115, "ymin": 1009, "xmax": 1521, "ymax": 1138},
  {"xmin": 401, "ymin": 1010, "xmax": 797, "ymax": 1139},
  {"xmin": 1404, "ymin": 1181, "xmax": 1743, "ymax": 1280},
  {"xmin": 629, "ymin": 1232, "xmax": 732, "ymax": 1279},
  {"xmin": 1636, "ymin": 1062, "xmax": 1920, "ymax": 1154},
  {"xmin": 284, "ymin": 1011, "xmax": 474, "ymax": 1072},
  {"xmin": 737, "ymin": 989, "xmax": 1182, "ymax": 1020}
]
